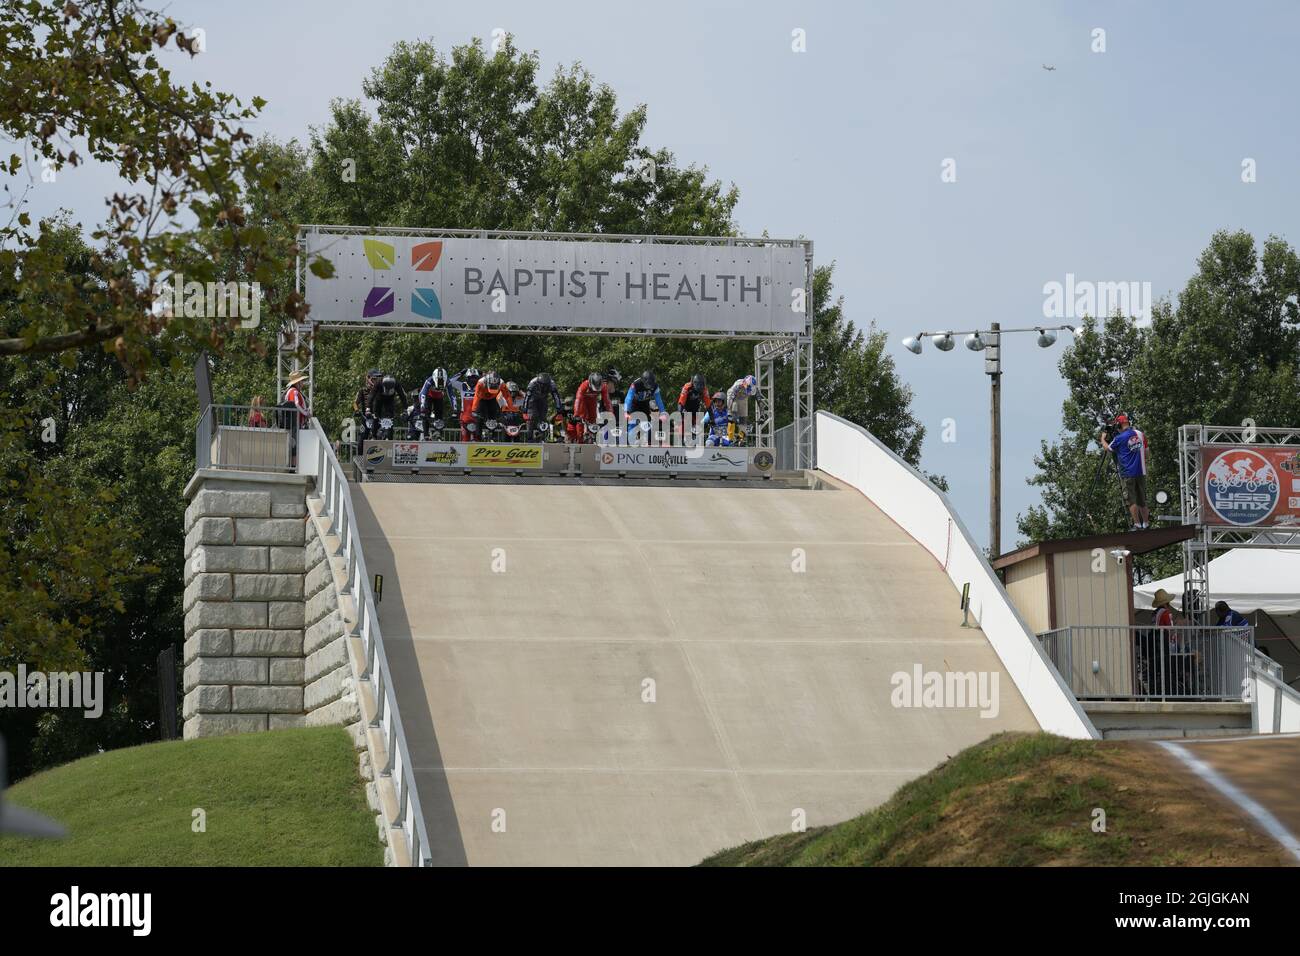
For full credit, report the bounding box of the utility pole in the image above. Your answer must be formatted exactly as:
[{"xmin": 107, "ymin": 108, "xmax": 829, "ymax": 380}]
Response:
[
  {"xmin": 900, "ymin": 322, "xmax": 1073, "ymax": 561},
  {"xmin": 987, "ymin": 322, "xmax": 1002, "ymax": 557}
]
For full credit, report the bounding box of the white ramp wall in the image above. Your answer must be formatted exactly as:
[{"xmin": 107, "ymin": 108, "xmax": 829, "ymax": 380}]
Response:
[
  {"xmin": 816, "ymin": 412, "xmax": 1097, "ymax": 739},
  {"xmin": 1252, "ymin": 667, "xmax": 1300, "ymax": 734}
]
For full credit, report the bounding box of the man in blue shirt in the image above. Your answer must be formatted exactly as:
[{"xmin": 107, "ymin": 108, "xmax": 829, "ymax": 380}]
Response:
[
  {"xmin": 1101, "ymin": 413, "xmax": 1150, "ymax": 529},
  {"xmin": 1214, "ymin": 601, "xmax": 1250, "ymax": 628}
]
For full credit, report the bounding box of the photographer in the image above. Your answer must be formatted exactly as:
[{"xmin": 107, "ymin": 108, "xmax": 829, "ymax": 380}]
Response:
[{"xmin": 1100, "ymin": 413, "xmax": 1150, "ymax": 530}]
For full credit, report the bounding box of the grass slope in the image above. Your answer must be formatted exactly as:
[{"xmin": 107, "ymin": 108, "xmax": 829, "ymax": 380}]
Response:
[
  {"xmin": 702, "ymin": 732, "xmax": 1290, "ymax": 867},
  {"xmin": 0, "ymin": 727, "xmax": 382, "ymax": 866}
]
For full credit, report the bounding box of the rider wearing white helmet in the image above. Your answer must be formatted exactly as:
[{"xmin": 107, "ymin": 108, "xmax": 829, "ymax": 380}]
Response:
[{"xmin": 725, "ymin": 374, "xmax": 758, "ymax": 444}]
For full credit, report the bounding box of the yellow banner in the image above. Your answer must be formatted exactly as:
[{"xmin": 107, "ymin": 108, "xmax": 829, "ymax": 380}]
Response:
[{"xmin": 466, "ymin": 443, "xmax": 544, "ymax": 469}]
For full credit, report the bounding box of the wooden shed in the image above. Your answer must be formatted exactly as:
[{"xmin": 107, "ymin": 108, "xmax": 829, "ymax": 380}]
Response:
[{"xmin": 992, "ymin": 526, "xmax": 1197, "ymax": 633}]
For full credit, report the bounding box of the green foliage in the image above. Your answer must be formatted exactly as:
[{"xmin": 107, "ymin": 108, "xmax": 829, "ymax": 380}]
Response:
[
  {"xmin": 0, "ymin": 0, "xmax": 311, "ymax": 372},
  {"xmin": 1, "ymin": 727, "xmax": 382, "ymax": 866},
  {"xmin": 1019, "ymin": 230, "xmax": 1300, "ymax": 576}
]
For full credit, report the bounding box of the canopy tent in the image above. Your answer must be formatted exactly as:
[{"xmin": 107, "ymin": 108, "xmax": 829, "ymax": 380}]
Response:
[
  {"xmin": 1134, "ymin": 548, "xmax": 1300, "ymax": 686},
  {"xmin": 1133, "ymin": 548, "xmax": 1300, "ymax": 614}
]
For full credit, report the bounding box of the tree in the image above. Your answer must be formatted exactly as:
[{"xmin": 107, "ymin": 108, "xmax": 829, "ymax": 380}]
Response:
[
  {"xmin": 1020, "ymin": 230, "xmax": 1300, "ymax": 576},
  {"xmin": 0, "ymin": 0, "xmax": 315, "ymax": 374}
]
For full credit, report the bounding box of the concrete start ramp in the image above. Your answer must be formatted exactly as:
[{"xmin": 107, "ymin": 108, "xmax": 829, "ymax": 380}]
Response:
[{"xmin": 354, "ymin": 474, "xmax": 1040, "ymax": 866}]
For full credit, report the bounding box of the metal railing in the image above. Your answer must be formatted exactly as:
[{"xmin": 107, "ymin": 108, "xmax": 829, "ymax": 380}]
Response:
[
  {"xmin": 308, "ymin": 418, "xmax": 433, "ymax": 866},
  {"xmin": 773, "ymin": 422, "xmax": 795, "ymax": 471},
  {"xmin": 1037, "ymin": 625, "xmax": 1263, "ymax": 700},
  {"xmin": 196, "ymin": 403, "xmax": 297, "ymax": 473}
]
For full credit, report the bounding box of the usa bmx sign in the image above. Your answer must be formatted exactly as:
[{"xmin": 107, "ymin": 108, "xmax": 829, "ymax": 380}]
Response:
[
  {"xmin": 1199, "ymin": 445, "xmax": 1300, "ymax": 527},
  {"xmin": 302, "ymin": 230, "xmax": 809, "ymax": 335}
]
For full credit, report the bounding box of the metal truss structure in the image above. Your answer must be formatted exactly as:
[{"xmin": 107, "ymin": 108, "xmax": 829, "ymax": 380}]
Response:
[
  {"xmin": 1177, "ymin": 423, "xmax": 1300, "ymax": 622},
  {"xmin": 283, "ymin": 226, "xmax": 816, "ymax": 468}
]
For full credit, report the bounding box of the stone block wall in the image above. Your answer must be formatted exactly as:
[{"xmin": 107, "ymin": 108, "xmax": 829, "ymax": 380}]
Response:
[
  {"xmin": 182, "ymin": 473, "xmax": 309, "ymax": 737},
  {"xmin": 302, "ymin": 515, "xmax": 361, "ymax": 735},
  {"xmin": 181, "ymin": 468, "xmax": 393, "ymax": 858}
]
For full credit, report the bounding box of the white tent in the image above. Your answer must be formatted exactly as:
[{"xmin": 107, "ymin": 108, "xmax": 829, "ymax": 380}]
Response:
[{"xmin": 1133, "ymin": 548, "xmax": 1300, "ymax": 614}]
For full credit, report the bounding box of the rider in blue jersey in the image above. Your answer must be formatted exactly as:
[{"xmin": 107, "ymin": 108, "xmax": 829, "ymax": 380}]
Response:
[
  {"xmin": 704, "ymin": 390, "xmax": 732, "ymax": 446},
  {"xmin": 624, "ymin": 370, "xmax": 666, "ymax": 443}
]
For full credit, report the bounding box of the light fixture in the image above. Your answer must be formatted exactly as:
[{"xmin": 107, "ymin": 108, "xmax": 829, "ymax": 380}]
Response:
[
  {"xmin": 902, "ymin": 335, "xmax": 923, "ymax": 355},
  {"xmin": 933, "ymin": 332, "xmax": 955, "ymax": 351},
  {"xmin": 964, "ymin": 332, "xmax": 986, "ymax": 351},
  {"xmin": 1036, "ymin": 328, "xmax": 1058, "ymax": 348}
]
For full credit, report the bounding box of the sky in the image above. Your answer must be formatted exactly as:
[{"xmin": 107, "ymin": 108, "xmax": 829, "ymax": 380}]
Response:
[{"xmin": 20, "ymin": 0, "xmax": 1300, "ymax": 550}]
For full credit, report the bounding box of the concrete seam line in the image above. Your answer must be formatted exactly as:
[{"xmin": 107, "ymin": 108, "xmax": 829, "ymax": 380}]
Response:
[
  {"xmin": 1178, "ymin": 731, "xmax": 1300, "ymax": 745},
  {"xmin": 1156, "ymin": 740, "xmax": 1300, "ymax": 863}
]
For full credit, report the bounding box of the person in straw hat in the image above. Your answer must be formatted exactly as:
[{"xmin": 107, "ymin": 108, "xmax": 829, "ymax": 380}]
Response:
[
  {"xmin": 283, "ymin": 370, "xmax": 311, "ymax": 428},
  {"xmin": 1144, "ymin": 588, "xmax": 1184, "ymax": 695}
]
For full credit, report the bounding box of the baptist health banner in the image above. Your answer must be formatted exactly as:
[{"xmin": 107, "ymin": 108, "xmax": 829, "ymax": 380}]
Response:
[
  {"xmin": 303, "ymin": 232, "xmax": 808, "ymax": 335},
  {"xmin": 1199, "ymin": 444, "xmax": 1300, "ymax": 528}
]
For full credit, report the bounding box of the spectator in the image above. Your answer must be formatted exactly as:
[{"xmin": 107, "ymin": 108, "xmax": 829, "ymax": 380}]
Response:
[
  {"xmin": 247, "ymin": 395, "xmax": 268, "ymax": 428},
  {"xmin": 1141, "ymin": 587, "xmax": 1176, "ymax": 695},
  {"xmin": 282, "ymin": 370, "xmax": 311, "ymax": 468},
  {"xmin": 283, "ymin": 370, "xmax": 311, "ymax": 428},
  {"xmin": 1214, "ymin": 601, "xmax": 1249, "ymax": 628}
]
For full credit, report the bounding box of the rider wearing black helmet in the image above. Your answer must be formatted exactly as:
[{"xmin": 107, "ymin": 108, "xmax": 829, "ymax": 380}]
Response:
[
  {"xmin": 676, "ymin": 373, "xmax": 711, "ymax": 444},
  {"xmin": 367, "ymin": 374, "xmax": 408, "ymax": 422},
  {"xmin": 624, "ymin": 369, "xmax": 666, "ymax": 442},
  {"xmin": 677, "ymin": 373, "xmax": 710, "ymax": 414},
  {"xmin": 352, "ymin": 368, "xmax": 383, "ymax": 454},
  {"xmin": 523, "ymin": 372, "xmax": 566, "ymax": 441}
]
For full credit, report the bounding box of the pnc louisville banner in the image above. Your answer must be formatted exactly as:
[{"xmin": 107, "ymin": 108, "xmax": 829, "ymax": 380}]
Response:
[
  {"xmin": 598, "ymin": 447, "xmax": 775, "ymax": 475},
  {"xmin": 303, "ymin": 232, "xmax": 808, "ymax": 334},
  {"xmin": 1198, "ymin": 444, "xmax": 1300, "ymax": 527}
]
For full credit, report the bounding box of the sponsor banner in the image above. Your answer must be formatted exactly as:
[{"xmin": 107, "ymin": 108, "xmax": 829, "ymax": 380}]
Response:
[
  {"xmin": 390, "ymin": 442, "xmax": 466, "ymax": 469},
  {"xmin": 1199, "ymin": 445, "xmax": 1300, "ymax": 527},
  {"xmin": 466, "ymin": 443, "xmax": 544, "ymax": 469},
  {"xmin": 304, "ymin": 232, "xmax": 808, "ymax": 335},
  {"xmin": 597, "ymin": 447, "xmax": 769, "ymax": 475}
]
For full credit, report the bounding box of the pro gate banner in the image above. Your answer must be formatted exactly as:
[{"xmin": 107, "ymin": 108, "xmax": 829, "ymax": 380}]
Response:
[
  {"xmin": 1199, "ymin": 444, "xmax": 1300, "ymax": 527},
  {"xmin": 303, "ymin": 232, "xmax": 808, "ymax": 334}
]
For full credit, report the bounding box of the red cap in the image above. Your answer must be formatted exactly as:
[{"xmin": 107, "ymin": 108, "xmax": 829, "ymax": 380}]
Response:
[{"xmin": 1114, "ymin": 414, "xmax": 1129, "ymax": 427}]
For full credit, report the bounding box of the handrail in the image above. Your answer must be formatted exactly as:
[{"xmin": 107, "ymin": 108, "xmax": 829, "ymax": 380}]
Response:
[
  {"xmin": 307, "ymin": 418, "xmax": 433, "ymax": 866},
  {"xmin": 1038, "ymin": 624, "xmax": 1263, "ymax": 701},
  {"xmin": 195, "ymin": 403, "xmax": 297, "ymax": 474}
]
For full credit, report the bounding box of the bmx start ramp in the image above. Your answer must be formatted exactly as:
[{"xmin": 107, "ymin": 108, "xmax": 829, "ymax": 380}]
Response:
[{"xmin": 354, "ymin": 476, "xmax": 1040, "ymax": 866}]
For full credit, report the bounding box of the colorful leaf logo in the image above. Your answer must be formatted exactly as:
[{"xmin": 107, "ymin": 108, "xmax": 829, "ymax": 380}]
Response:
[
  {"xmin": 412, "ymin": 288, "xmax": 442, "ymax": 320},
  {"xmin": 362, "ymin": 287, "xmax": 394, "ymax": 317},
  {"xmin": 363, "ymin": 239, "xmax": 395, "ymax": 270},
  {"xmin": 412, "ymin": 241, "xmax": 443, "ymax": 272}
]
